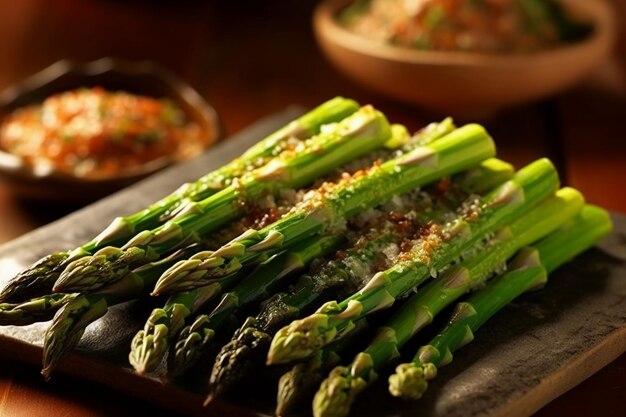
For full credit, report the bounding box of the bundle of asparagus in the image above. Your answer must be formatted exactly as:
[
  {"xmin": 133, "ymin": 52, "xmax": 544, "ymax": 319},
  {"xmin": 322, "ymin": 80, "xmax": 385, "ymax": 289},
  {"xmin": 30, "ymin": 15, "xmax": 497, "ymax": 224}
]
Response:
[
  {"xmin": 0, "ymin": 97, "xmax": 612, "ymax": 417},
  {"xmin": 209, "ymin": 157, "xmax": 513, "ymax": 400},
  {"xmin": 131, "ymin": 117, "xmax": 457, "ymax": 376}
]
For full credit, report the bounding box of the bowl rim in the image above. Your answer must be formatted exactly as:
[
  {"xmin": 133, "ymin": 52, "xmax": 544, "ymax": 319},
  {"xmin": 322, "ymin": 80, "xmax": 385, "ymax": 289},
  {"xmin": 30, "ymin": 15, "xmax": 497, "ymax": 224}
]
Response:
[
  {"xmin": 314, "ymin": 0, "xmax": 616, "ymax": 68},
  {"xmin": 0, "ymin": 57, "xmax": 222, "ymax": 184}
]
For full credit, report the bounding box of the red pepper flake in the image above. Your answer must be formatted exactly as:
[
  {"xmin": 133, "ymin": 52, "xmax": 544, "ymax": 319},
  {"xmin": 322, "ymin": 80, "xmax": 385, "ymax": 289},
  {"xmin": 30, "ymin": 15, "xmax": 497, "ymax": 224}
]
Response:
[{"xmin": 435, "ymin": 177, "xmax": 451, "ymax": 194}]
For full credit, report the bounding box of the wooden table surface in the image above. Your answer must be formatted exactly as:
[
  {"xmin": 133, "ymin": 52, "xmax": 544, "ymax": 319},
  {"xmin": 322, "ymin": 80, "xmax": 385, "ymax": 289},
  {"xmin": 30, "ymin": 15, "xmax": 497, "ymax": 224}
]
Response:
[{"xmin": 0, "ymin": 0, "xmax": 624, "ymax": 416}]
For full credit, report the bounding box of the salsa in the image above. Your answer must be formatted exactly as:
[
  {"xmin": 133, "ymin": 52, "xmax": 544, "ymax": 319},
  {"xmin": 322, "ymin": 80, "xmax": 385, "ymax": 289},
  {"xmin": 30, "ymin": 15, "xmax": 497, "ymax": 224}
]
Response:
[
  {"xmin": 0, "ymin": 87, "xmax": 203, "ymax": 177},
  {"xmin": 342, "ymin": 0, "xmax": 592, "ymax": 54}
]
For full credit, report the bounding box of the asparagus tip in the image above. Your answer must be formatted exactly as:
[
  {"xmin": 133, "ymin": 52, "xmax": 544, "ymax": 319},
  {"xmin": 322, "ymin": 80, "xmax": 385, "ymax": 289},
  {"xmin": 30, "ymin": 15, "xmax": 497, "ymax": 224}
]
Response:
[
  {"xmin": 313, "ymin": 364, "xmax": 367, "ymax": 417},
  {"xmin": 53, "ymin": 255, "xmax": 106, "ymax": 293},
  {"xmin": 0, "ymin": 251, "xmax": 70, "ymax": 303},
  {"xmin": 42, "ymin": 295, "xmax": 107, "ymax": 377},
  {"xmin": 209, "ymin": 325, "xmax": 272, "ymax": 398},
  {"xmin": 267, "ymin": 314, "xmax": 335, "ymax": 365},
  {"xmin": 55, "ymin": 246, "xmax": 145, "ymax": 293},
  {"xmin": 129, "ymin": 315, "xmax": 171, "ymax": 375},
  {"xmin": 276, "ymin": 362, "xmax": 308, "ymax": 417},
  {"xmin": 168, "ymin": 316, "xmax": 215, "ymax": 376},
  {"xmin": 151, "ymin": 259, "xmax": 201, "ymax": 296},
  {"xmin": 388, "ymin": 362, "xmax": 437, "ymax": 400}
]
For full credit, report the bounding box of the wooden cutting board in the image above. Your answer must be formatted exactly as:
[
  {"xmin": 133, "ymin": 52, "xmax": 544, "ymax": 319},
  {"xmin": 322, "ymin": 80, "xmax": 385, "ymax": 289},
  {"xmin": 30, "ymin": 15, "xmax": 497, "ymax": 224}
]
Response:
[{"xmin": 0, "ymin": 108, "xmax": 624, "ymax": 417}]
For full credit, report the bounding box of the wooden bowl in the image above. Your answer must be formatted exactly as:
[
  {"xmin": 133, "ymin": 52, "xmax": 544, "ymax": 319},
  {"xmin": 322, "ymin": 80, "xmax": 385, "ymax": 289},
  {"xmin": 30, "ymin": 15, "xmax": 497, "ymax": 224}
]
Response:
[
  {"xmin": 314, "ymin": 0, "xmax": 616, "ymax": 116},
  {"xmin": 0, "ymin": 58, "xmax": 221, "ymax": 202}
]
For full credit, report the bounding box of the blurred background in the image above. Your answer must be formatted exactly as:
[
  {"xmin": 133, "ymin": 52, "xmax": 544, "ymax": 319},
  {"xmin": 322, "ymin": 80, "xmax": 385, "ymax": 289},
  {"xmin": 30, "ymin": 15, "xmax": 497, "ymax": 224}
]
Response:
[{"xmin": 0, "ymin": 1, "xmax": 625, "ymax": 415}]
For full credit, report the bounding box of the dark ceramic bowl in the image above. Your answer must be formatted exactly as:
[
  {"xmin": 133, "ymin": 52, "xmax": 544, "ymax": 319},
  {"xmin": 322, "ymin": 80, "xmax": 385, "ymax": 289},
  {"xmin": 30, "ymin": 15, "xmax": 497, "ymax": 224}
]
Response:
[{"xmin": 0, "ymin": 58, "xmax": 221, "ymax": 202}]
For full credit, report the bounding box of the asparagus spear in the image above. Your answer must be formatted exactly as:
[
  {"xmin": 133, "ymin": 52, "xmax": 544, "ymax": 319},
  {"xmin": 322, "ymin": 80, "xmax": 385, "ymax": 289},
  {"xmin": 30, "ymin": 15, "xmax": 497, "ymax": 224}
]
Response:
[
  {"xmin": 312, "ymin": 187, "xmax": 584, "ymax": 417},
  {"xmin": 42, "ymin": 244, "xmax": 216, "ymax": 378},
  {"xmin": 0, "ymin": 253, "xmax": 75, "ymax": 305},
  {"xmin": 388, "ymin": 204, "xmax": 613, "ymax": 400},
  {"xmin": 55, "ymin": 105, "xmax": 392, "ymax": 293},
  {"xmin": 0, "ymin": 98, "xmax": 359, "ymax": 304},
  {"xmin": 0, "ymin": 294, "xmax": 75, "ymax": 326},
  {"xmin": 208, "ymin": 159, "xmax": 513, "ymax": 398},
  {"xmin": 266, "ymin": 158, "xmax": 559, "ymax": 365},
  {"xmin": 276, "ymin": 319, "xmax": 370, "ymax": 417},
  {"xmin": 153, "ymin": 123, "xmax": 496, "ymax": 295}
]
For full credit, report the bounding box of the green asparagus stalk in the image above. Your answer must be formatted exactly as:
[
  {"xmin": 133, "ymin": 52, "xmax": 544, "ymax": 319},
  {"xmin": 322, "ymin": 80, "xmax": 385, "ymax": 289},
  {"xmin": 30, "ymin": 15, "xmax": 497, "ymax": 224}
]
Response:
[
  {"xmin": 153, "ymin": 123, "xmax": 496, "ymax": 295},
  {"xmin": 456, "ymin": 157, "xmax": 515, "ymax": 194},
  {"xmin": 388, "ymin": 204, "xmax": 613, "ymax": 400},
  {"xmin": 0, "ymin": 97, "xmax": 360, "ymax": 304},
  {"xmin": 236, "ymin": 97, "xmax": 360, "ymax": 166},
  {"xmin": 0, "ymin": 294, "xmax": 75, "ymax": 326},
  {"xmin": 312, "ymin": 187, "xmax": 584, "ymax": 417},
  {"xmin": 208, "ymin": 158, "xmax": 513, "ymax": 398},
  {"xmin": 267, "ymin": 158, "xmax": 559, "ymax": 365},
  {"xmin": 55, "ymin": 105, "xmax": 392, "ymax": 293},
  {"xmin": 42, "ymin": 244, "xmax": 217, "ymax": 378}
]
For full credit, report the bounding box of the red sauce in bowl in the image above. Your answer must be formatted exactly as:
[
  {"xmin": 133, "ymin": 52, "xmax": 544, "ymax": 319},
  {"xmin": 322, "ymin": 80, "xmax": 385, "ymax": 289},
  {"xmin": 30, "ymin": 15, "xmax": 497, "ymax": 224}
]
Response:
[{"xmin": 0, "ymin": 87, "xmax": 204, "ymax": 177}]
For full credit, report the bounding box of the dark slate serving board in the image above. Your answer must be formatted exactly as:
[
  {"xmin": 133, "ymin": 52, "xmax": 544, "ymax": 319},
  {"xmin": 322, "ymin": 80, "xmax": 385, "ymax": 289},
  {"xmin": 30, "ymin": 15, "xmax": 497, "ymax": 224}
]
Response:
[{"xmin": 0, "ymin": 108, "xmax": 625, "ymax": 417}]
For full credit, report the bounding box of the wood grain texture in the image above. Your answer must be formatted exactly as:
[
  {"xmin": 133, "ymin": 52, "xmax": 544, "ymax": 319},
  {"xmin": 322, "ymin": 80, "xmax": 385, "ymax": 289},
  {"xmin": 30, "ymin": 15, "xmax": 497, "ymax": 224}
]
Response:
[{"xmin": 0, "ymin": 109, "xmax": 624, "ymax": 417}]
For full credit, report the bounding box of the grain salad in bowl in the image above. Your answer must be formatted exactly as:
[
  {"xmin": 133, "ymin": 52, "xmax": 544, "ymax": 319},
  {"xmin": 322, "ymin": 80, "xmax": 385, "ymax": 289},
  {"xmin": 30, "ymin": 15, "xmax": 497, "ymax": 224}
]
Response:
[
  {"xmin": 341, "ymin": 0, "xmax": 593, "ymax": 54},
  {"xmin": 314, "ymin": 0, "xmax": 614, "ymax": 114}
]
